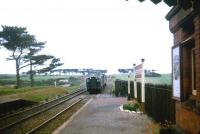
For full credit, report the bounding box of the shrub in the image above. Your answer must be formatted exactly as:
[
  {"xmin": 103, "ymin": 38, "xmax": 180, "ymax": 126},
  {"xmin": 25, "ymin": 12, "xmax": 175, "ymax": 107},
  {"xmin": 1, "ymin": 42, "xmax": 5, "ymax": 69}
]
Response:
[{"xmin": 123, "ymin": 103, "xmax": 140, "ymax": 112}]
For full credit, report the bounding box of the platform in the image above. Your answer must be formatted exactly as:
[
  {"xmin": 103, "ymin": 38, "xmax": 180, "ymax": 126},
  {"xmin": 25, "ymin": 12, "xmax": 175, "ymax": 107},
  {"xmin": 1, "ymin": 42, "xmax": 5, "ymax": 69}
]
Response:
[{"xmin": 54, "ymin": 95, "xmax": 152, "ymax": 134}]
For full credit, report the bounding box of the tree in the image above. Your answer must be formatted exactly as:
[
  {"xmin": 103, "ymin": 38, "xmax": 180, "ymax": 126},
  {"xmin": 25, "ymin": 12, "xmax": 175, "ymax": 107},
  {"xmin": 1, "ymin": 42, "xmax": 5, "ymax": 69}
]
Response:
[
  {"xmin": 37, "ymin": 57, "xmax": 63, "ymax": 75},
  {"xmin": 22, "ymin": 40, "xmax": 56, "ymax": 87},
  {"xmin": 26, "ymin": 54, "xmax": 54, "ymax": 86},
  {"xmin": 0, "ymin": 26, "xmax": 35, "ymax": 88},
  {"xmin": 0, "ymin": 25, "xmax": 64, "ymax": 87},
  {"xmin": 118, "ymin": 69, "xmax": 132, "ymax": 74}
]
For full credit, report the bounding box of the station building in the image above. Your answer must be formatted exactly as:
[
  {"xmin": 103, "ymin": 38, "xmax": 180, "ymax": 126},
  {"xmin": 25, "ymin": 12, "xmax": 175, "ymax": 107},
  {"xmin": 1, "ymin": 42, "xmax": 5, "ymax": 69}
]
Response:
[
  {"xmin": 166, "ymin": 5, "xmax": 200, "ymax": 133},
  {"xmin": 137, "ymin": 0, "xmax": 200, "ymax": 133}
]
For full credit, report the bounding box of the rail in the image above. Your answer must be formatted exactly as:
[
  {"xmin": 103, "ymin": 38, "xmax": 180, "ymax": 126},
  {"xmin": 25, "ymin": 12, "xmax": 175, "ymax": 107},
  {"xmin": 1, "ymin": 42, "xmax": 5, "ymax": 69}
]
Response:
[
  {"xmin": 0, "ymin": 88, "xmax": 86, "ymax": 132},
  {"xmin": 26, "ymin": 98, "xmax": 83, "ymax": 134}
]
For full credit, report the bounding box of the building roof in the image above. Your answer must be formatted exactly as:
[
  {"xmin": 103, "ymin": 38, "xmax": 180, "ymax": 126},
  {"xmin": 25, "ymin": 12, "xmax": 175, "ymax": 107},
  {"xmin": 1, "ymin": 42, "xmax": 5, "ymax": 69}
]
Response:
[{"xmin": 136, "ymin": 0, "xmax": 199, "ymax": 13}]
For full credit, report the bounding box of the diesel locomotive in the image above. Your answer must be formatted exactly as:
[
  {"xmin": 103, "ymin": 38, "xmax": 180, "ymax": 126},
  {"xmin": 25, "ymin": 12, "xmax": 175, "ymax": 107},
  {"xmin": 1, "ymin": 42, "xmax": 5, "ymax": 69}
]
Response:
[{"xmin": 86, "ymin": 75, "xmax": 107, "ymax": 94}]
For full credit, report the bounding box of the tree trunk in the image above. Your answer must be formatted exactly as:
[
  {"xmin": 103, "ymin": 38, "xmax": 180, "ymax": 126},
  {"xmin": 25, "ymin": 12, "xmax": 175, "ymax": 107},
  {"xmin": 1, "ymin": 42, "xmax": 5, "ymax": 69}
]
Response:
[
  {"xmin": 15, "ymin": 59, "xmax": 20, "ymax": 88},
  {"xmin": 30, "ymin": 60, "xmax": 34, "ymax": 87}
]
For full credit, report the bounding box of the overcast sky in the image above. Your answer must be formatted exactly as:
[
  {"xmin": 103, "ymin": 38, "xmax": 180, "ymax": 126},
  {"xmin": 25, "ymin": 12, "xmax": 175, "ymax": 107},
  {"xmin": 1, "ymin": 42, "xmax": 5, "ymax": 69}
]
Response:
[{"xmin": 0, "ymin": 0, "xmax": 173, "ymax": 74}]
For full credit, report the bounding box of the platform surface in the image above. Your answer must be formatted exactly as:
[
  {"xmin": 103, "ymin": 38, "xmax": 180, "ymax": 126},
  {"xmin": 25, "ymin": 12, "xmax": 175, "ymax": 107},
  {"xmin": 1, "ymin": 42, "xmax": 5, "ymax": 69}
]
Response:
[{"xmin": 57, "ymin": 95, "xmax": 152, "ymax": 134}]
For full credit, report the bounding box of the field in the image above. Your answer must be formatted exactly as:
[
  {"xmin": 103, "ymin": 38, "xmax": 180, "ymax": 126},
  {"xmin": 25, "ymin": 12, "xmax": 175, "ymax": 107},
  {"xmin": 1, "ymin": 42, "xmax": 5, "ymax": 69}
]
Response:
[
  {"xmin": 0, "ymin": 74, "xmax": 83, "ymax": 103},
  {"xmin": 112, "ymin": 73, "xmax": 171, "ymax": 85},
  {"xmin": 0, "ymin": 73, "xmax": 171, "ymax": 103},
  {"xmin": 0, "ymin": 74, "xmax": 82, "ymax": 86}
]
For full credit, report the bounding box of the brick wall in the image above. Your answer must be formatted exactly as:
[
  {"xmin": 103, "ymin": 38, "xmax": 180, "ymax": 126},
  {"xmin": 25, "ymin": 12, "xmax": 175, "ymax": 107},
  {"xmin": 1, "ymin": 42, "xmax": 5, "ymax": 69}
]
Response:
[
  {"xmin": 182, "ymin": 46, "xmax": 192, "ymax": 100},
  {"xmin": 176, "ymin": 102, "xmax": 200, "ymax": 134},
  {"xmin": 167, "ymin": 7, "xmax": 200, "ymax": 133},
  {"xmin": 168, "ymin": 7, "xmax": 193, "ymax": 33},
  {"xmin": 194, "ymin": 16, "xmax": 200, "ymax": 99}
]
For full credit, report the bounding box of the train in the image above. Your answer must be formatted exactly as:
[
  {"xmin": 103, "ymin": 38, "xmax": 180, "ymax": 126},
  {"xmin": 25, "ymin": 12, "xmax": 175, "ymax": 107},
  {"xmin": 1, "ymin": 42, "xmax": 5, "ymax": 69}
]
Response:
[{"xmin": 86, "ymin": 75, "xmax": 107, "ymax": 94}]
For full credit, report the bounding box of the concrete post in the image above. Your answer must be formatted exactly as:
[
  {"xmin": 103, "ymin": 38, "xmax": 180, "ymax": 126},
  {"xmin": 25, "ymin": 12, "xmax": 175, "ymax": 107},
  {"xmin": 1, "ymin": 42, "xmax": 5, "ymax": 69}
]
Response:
[
  {"xmin": 141, "ymin": 58, "xmax": 145, "ymax": 112},
  {"xmin": 128, "ymin": 74, "xmax": 131, "ymax": 100},
  {"xmin": 133, "ymin": 63, "xmax": 137, "ymax": 99}
]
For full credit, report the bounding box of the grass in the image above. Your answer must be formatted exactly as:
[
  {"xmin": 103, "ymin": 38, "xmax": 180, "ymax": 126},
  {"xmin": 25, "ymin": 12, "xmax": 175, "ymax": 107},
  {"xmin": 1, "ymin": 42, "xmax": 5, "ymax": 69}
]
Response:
[
  {"xmin": 0, "ymin": 87, "xmax": 35, "ymax": 95},
  {"xmin": 112, "ymin": 73, "xmax": 171, "ymax": 85},
  {"xmin": 20, "ymin": 87, "xmax": 68, "ymax": 102},
  {"xmin": 0, "ymin": 85, "xmax": 81, "ymax": 102},
  {"xmin": 67, "ymin": 84, "xmax": 81, "ymax": 93},
  {"xmin": 0, "ymin": 74, "xmax": 84, "ymax": 102}
]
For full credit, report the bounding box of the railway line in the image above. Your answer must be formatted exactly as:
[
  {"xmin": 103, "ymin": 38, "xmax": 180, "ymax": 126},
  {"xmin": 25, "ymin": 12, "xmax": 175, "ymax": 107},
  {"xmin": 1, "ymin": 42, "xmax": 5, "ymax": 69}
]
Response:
[{"xmin": 0, "ymin": 88, "xmax": 88, "ymax": 134}]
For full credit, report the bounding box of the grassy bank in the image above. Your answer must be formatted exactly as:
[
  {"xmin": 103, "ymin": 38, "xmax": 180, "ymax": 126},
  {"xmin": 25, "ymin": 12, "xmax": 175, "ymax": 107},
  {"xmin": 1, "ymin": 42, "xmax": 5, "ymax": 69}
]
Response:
[
  {"xmin": 0, "ymin": 85, "xmax": 80, "ymax": 103},
  {"xmin": 0, "ymin": 74, "xmax": 84, "ymax": 103}
]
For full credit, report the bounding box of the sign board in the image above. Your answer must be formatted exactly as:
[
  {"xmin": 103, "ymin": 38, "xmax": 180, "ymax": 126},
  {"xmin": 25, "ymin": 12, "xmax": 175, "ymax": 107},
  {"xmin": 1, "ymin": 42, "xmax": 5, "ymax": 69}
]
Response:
[
  {"xmin": 135, "ymin": 64, "xmax": 142, "ymax": 79},
  {"xmin": 134, "ymin": 62, "xmax": 145, "ymax": 103},
  {"xmin": 172, "ymin": 45, "xmax": 181, "ymax": 100}
]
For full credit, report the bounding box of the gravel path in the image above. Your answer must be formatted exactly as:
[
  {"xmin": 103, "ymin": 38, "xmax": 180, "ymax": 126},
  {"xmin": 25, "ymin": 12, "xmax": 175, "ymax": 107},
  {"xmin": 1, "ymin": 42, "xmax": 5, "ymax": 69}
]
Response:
[{"xmin": 57, "ymin": 95, "xmax": 153, "ymax": 134}]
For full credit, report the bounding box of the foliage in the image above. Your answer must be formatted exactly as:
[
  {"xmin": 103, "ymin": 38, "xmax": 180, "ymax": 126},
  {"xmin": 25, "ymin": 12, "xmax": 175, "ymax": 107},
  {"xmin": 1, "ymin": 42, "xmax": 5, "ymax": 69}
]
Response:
[
  {"xmin": 0, "ymin": 25, "xmax": 35, "ymax": 88},
  {"xmin": 0, "ymin": 75, "xmax": 82, "ymax": 87},
  {"xmin": 0, "ymin": 25, "xmax": 64, "ymax": 88},
  {"xmin": 23, "ymin": 40, "xmax": 52, "ymax": 87},
  {"xmin": 118, "ymin": 69, "xmax": 133, "ymax": 73},
  {"xmin": 37, "ymin": 58, "xmax": 63, "ymax": 74},
  {"xmin": 68, "ymin": 76, "xmax": 80, "ymax": 84},
  {"xmin": 0, "ymin": 79, "xmax": 16, "ymax": 86},
  {"xmin": 123, "ymin": 102, "xmax": 140, "ymax": 112}
]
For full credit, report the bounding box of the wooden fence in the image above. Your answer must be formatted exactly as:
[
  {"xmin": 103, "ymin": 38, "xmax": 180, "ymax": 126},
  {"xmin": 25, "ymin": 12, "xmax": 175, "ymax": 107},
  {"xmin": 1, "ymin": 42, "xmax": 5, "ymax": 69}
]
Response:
[{"xmin": 115, "ymin": 80, "xmax": 175, "ymax": 123}]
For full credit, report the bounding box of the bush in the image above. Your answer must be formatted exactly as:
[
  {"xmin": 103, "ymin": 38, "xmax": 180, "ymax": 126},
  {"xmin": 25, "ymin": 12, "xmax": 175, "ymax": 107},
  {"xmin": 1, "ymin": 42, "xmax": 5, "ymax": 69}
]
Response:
[{"xmin": 123, "ymin": 103, "xmax": 140, "ymax": 112}]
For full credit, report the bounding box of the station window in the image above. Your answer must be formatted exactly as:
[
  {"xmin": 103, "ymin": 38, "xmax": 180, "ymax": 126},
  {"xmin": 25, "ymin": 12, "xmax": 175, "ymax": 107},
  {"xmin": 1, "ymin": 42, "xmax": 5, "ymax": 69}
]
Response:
[
  {"xmin": 180, "ymin": 17, "xmax": 195, "ymax": 100},
  {"xmin": 181, "ymin": 40, "xmax": 195, "ymax": 100}
]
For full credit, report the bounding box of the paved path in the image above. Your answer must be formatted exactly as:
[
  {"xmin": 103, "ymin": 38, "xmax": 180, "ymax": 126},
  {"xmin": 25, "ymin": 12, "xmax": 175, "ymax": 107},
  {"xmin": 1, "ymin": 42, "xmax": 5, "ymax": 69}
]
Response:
[{"xmin": 56, "ymin": 95, "xmax": 152, "ymax": 134}]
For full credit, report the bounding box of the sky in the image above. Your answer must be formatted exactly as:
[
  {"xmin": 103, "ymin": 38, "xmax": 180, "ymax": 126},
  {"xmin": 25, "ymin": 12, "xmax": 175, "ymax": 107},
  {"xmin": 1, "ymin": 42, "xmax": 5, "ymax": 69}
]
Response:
[{"xmin": 0, "ymin": 0, "xmax": 173, "ymax": 74}]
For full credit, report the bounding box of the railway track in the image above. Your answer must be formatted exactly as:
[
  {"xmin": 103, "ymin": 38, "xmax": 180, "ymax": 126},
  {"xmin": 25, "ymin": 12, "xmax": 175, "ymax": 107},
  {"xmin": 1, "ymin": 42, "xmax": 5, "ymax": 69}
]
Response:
[
  {"xmin": 26, "ymin": 98, "xmax": 84, "ymax": 134},
  {"xmin": 0, "ymin": 88, "xmax": 87, "ymax": 133}
]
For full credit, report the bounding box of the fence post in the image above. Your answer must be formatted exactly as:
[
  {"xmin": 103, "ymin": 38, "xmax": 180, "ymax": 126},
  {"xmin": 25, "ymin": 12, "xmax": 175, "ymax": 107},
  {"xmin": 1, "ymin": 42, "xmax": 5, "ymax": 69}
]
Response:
[
  {"xmin": 133, "ymin": 63, "xmax": 137, "ymax": 99},
  {"xmin": 141, "ymin": 58, "xmax": 145, "ymax": 112},
  {"xmin": 128, "ymin": 74, "xmax": 131, "ymax": 100}
]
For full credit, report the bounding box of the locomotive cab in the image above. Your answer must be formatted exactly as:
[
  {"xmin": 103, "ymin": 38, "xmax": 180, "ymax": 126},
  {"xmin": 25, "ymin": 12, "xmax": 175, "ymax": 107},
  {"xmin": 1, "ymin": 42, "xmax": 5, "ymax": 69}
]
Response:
[{"xmin": 86, "ymin": 75, "xmax": 106, "ymax": 94}]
